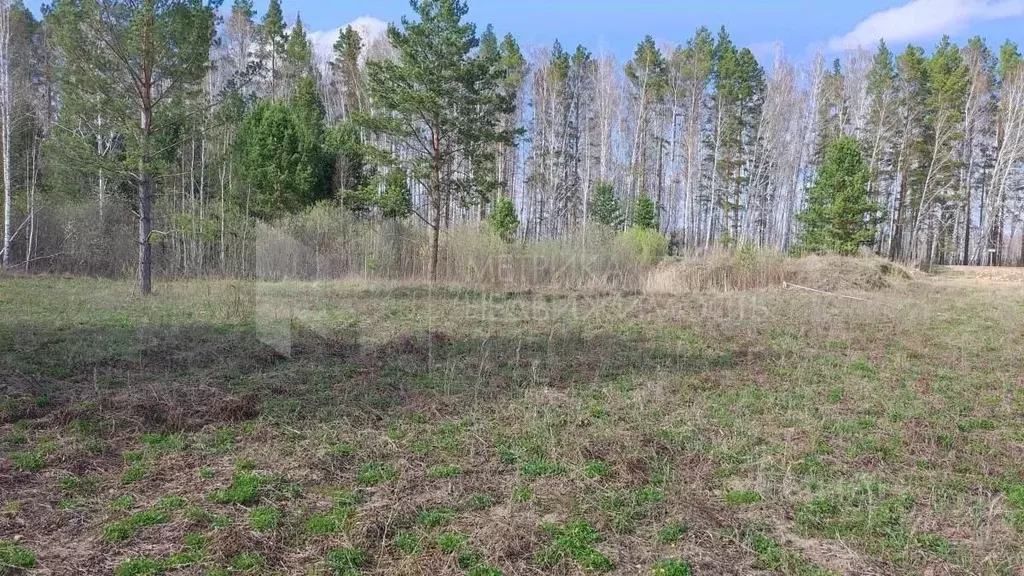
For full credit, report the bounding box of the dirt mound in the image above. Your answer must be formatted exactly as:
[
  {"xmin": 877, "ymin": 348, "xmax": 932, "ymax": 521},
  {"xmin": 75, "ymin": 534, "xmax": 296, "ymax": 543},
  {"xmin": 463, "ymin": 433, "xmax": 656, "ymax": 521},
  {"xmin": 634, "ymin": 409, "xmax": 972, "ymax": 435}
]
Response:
[
  {"xmin": 788, "ymin": 255, "xmax": 911, "ymax": 292},
  {"xmin": 646, "ymin": 252, "xmax": 910, "ymax": 294}
]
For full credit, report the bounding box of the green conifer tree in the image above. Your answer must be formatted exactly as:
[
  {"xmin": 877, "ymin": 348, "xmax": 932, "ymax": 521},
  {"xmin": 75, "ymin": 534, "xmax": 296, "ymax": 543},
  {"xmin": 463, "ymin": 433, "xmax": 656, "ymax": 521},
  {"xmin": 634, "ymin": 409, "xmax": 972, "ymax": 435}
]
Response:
[{"xmin": 797, "ymin": 136, "xmax": 880, "ymax": 255}]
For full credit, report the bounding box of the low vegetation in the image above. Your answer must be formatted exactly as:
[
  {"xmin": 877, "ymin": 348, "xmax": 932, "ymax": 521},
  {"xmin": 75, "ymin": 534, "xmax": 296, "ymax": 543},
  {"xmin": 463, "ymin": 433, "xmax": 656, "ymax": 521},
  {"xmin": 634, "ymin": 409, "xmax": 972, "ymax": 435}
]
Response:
[{"xmin": 0, "ymin": 263, "xmax": 1021, "ymax": 574}]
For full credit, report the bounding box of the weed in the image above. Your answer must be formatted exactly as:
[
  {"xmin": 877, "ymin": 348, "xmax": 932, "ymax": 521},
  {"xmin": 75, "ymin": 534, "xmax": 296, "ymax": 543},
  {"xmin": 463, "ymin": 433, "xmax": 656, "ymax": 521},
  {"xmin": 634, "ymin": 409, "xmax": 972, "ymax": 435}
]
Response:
[
  {"xmin": 59, "ymin": 474, "xmax": 100, "ymax": 496},
  {"xmin": 111, "ymin": 494, "xmax": 135, "ymax": 510},
  {"xmin": 0, "ymin": 540, "xmax": 36, "ymax": 569},
  {"xmin": 747, "ymin": 531, "xmax": 834, "ymax": 575},
  {"xmin": 957, "ymin": 418, "xmax": 996, "ymax": 432},
  {"xmin": 437, "ymin": 532, "xmax": 469, "ymax": 553},
  {"xmin": 330, "ymin": 442, "xmax": 356, "ymax": 456},
  {"xmin": 513, "ymin": 486, "xmax": 534, "ymax": 502},
  {"xmin": 583, "ymin": 460, "xmax": 612, "ymax": 478},
  {"xmin": 457, "ymin": 549, "xmax": 484, "ymax": 568},
  {"xmin": 184, "ymin": 533, "xmax": 206, "ymax": 550},
  {"xmin": 916, "ymin": 533, "xmax": 953, "ymax": 556},
  {"xmin": 197, "ymin": 467, "xmax": 215, "ymax": 479},
  {"xmin": 208, "ymin": 472, "xmax": 261, "ymax": 505},
  {"xmin": 394, "ymin": 532, "xmax": 422, "ymax": 555},
  {"xmin": 139, "ymin": 433, "xmax": 185, "ymax": 452},
  {"xmin": 725, "ymin": 490, "xmax": 762, "ymax": 506},
  {"xmin": 102, "ymin": 509, "xmax": 170, "ymax": 542},
  {"xmin": 520, "ymin": 459, "xmax": 567, "ymax": 477},
  {"xmin": 656, "ymin": 522, "xmax": 688, "ymax": 544},
  {"xmin": 8, "ymin": 451, "xmax": 45, "ymax": 472},
  {"xmin": 357, "ymin": 462, "xmax": 398, "ymax": 486},
  {"xmin": 536, "ymin": 521, "xmax": 613, "ymax": 573},
  {"xmin": 428, "ymin": 464, "xmax": 463, "ymax": 478},
  {"xmin": 157, "ymin": 495, "xmax": 186, "ymax": 510},
  {"xmin": 415, "ymin": 507, "xmax": 457, "ymax": 528},
  {"xmin": 235, "ymin": 458, "xmax": 256, "ymax": 472},
  {"xmin": 121, "ymin": 462, "xmax": 149, "ymax": 485},
  {"xmin": 249, "ymin": 506, "xmax": 281, "ymax": 532},
  {"xmin": 114, "ymin": 557, "xmax": 162, "ymax": 576},
  {"xmin": 466, "ymin": 565, "xmax": 503, "ymax": 576},
  {"xmin": 230, "ymin": 552, "xmax": 264, "ymax": 570},
  {"xmin": 306, "ymin": 505, "xmax": 354, "ymax": 534},
  {"xmin": 652, "ymin": 558, "xmax": 692, "ymax": 576},
  {"xmin": 325, "ymin": 547, "xmax": 366, "ymax": 575},
  {"xmin": 467, "ymin": 492, "xmax": 495, "ymax": 510}
]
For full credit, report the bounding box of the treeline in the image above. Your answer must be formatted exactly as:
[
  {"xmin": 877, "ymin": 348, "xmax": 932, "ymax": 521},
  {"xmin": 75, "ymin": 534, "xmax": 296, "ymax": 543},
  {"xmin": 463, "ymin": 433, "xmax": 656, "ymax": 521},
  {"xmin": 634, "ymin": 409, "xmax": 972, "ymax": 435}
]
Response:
[{"xmin": 0, "ymin": 0, "xmax": 1023, "ymax": 292}]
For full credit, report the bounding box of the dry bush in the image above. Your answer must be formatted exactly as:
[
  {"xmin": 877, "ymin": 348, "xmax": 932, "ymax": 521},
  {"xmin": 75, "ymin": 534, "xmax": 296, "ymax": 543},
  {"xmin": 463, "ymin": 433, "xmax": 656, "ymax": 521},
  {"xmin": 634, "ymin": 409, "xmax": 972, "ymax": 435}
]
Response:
[{"xmin": 646, "ymin": 249, "xmax": 910, "ymax": 294}]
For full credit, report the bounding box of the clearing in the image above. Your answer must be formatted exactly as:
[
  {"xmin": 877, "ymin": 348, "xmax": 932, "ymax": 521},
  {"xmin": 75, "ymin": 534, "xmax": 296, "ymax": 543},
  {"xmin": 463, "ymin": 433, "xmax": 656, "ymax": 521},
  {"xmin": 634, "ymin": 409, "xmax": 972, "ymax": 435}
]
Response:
[{"xmin": 0, "ymin": 267, "xmax": 1022, "ymax": 575}]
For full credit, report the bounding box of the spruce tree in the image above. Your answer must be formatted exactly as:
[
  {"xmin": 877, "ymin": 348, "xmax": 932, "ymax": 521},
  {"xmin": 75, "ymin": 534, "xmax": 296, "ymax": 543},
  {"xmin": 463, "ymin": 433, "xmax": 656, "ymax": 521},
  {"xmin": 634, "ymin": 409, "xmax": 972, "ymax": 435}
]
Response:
[
  {"xmin": 589, "ymin": 180, "xmax": 622, "ymax": 228},
  {"xmin": 797, "ymin": 136, "xmax": 880, "ymax": 255},
  {"xmin": 632, "ymin": 195, "xmax": 657, "ymax": 230}
]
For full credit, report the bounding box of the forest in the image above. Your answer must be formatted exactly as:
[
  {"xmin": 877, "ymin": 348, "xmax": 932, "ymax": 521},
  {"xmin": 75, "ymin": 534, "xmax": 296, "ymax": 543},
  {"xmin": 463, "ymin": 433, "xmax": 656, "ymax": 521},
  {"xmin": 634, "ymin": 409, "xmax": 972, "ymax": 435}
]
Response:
[{"xmin": 0, "ymin": 0, "xmax": 1023, "ymax": 292}]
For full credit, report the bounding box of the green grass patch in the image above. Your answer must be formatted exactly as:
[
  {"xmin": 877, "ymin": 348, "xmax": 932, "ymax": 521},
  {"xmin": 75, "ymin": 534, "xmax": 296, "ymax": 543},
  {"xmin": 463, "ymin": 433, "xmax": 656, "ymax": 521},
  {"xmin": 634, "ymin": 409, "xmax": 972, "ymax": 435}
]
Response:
[
  {"xmin": 583, "ymin": 460, "xmax": 612, "ymax": 478},
  {"xmin": 357, "ymin": 462, "xmax": 398, "ymax": 486},
  {"xmin": 102, "ymin": 509, "xmax": 171, "ymax": 543},
  {"xmin": 121, "ymin": 461, "xmax": 149, "ymax": 485},
  {"xmin": 249, "ymin": 506, "xmax": 281, "ymax": 532},
  {"xmin": 8, "ymin": 451, "xmax": 45, "ymax": 472},
  {"xmin": 115, "ymin": 557, "xmax": 162, "ymax": 576},
  {"xmin": 230, "ymin": 552, "xmax": 264, "ymax": 570},
  {"xmin": 207, "ymin": 472, "xmax": 261, "ymax": 505},
  {"xmin": 724, "ymin": 490, "xmax": 762, "ymax": 506},
  {"xmin": 394, "ymin": 532, "xmax": 422, "ymax": 555},
  {"xmin": 656, "ymin": 522, "xmax": 688, "ymax": 544},
  {"xmin": 414, "ymin": 506, "xmax": 457, "ymax": 528},
  {"xmin": 652, "ymin": 558, "xmax": 692, "ymax": 576},
  {"xmin": 428, "ymin": 464, "xmax": 463, "ymax": 478},
  {"xmin": 325, "ymin": 547, "xmax": 367, "ymax": 575},
  {"xmin": 536, "ymin": 521, "xmax": 613, "ymax": 573},
  {"xmin": 0, "ymin": 540, "xmax": 37, "ymax": 569},
  {"xmin": 520, "ymin": 459, "xmax": 567, "ymax": 477},
  {"xmin": 306, "ymin": 504, "xmax": 355, "ymax": 535},
  {"xmin": 437, "ymin": 532, "xmax": 469, "ymax": 553}
]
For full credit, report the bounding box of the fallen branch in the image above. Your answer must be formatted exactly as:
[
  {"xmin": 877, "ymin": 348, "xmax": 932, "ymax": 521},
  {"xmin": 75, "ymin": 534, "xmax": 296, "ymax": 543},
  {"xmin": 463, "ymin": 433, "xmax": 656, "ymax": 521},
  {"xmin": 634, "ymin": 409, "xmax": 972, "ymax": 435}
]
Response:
[{"xmin": 782, "ymin": 281, "xmax": 892, "ymax": 307}]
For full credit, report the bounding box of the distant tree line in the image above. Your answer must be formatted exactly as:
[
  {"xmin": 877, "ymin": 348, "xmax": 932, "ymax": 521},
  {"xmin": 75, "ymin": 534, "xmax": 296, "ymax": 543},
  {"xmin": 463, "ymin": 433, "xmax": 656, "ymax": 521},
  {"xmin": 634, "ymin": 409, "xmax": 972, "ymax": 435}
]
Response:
[{"xmin": 0, "ymin": 0, "xmax": 1023, "ymax": 292}]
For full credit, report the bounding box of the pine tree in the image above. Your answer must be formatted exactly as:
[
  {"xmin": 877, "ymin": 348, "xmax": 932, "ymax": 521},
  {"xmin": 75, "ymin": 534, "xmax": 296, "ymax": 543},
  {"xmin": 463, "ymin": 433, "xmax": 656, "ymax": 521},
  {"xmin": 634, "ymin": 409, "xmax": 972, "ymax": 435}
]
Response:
[
  {"xmin": 380, "ymin": 168, "xmax": 412, "ymax": 219},
  {"xmin": 797, "ymin": 136, "xmax": 880, "ymax": 255},
  {"xmin": 332, "ymin": 26, "xmax": 363, "ymax": 116},
  {"xmin": 490, "ymin": 195, "xmax": 518, "ymax": 242},
  {"xmin": 589, "ymin": 180, "xmax": 622, "ymax": 228},
  {"xmin": 632, "ymin": 195, "xmax": 657, "ymax": 230},
  {"xmin": 261, "ymin": 0, "xmax": 287, "ymax": 97},
  {"xmin": 284, "ymin": 14, "xmax": 313, "ymax": 84},
  {"xmin": 360, "ymin": 0, "xmax": 516, "ymax": 280},
  {"xmin": 50, "ymin": 0, "xmax": 217, "ymax": 294}
]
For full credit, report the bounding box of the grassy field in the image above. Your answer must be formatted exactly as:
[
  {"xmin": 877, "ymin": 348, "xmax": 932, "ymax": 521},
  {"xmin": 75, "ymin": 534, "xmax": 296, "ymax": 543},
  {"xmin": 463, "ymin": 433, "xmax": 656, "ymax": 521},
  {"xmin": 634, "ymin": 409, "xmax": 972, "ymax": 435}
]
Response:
[{"xmin": 1, "ymin": 267, "xmax": 1022, "ymax": 575}]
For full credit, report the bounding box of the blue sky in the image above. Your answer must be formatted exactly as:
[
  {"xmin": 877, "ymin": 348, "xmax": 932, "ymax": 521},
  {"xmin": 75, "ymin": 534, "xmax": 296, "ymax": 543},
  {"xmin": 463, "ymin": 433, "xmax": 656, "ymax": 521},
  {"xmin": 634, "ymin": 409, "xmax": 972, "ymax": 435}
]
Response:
[{"xmin": 26, "ymin": 0, "xmax": 1024, "ymax": 63}]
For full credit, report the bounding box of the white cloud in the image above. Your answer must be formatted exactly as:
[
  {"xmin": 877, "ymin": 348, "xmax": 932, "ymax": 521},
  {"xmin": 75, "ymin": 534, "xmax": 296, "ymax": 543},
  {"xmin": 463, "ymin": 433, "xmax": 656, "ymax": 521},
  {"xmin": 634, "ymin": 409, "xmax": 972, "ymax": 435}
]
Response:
[
  {"xmin": 307, "ymin": 16, "xmax": 388, "ymax": 62},
  {"xmin": 827, "ymin": 0, "xmax": 1024, "ymax": 51}
]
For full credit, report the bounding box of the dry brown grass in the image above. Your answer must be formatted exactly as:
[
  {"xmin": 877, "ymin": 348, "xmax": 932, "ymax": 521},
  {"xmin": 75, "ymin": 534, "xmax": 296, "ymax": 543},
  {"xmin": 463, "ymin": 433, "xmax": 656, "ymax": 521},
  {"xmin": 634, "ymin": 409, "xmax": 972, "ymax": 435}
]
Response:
[
  {"xmin": 1, "ymin": 267, "xmax": 1022, "ymax": 575},
  {"xmin": 646, "ymin": 251, "xmax": 911, "ymax": 294}
]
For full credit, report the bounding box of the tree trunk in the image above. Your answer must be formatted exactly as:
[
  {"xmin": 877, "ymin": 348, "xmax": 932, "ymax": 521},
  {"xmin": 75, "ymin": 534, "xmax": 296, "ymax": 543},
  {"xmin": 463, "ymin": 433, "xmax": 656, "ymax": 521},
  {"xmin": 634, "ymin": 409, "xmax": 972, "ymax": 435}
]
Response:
[
  {"xmin": 0, "ymin": 0, "xmax": 10, "ymax": 268},
  {"xmin": 139, "ymin": 104, "xmax": 153, "ymax": 294}
]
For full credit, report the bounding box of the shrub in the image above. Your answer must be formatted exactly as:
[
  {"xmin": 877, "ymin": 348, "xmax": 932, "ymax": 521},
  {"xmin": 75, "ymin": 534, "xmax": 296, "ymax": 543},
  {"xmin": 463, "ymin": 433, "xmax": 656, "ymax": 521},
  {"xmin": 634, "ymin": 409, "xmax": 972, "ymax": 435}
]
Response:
[
  {"xmin": 491, "ymin": 196, "xmax": 519, "ymax": 243},
  {"xmin": 618, "ymin": 227, "xmax": 668, "ymax": 267}
]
